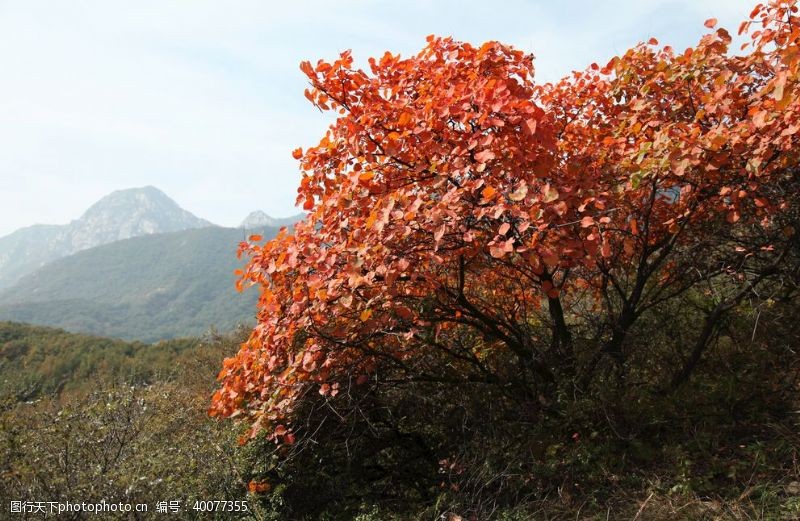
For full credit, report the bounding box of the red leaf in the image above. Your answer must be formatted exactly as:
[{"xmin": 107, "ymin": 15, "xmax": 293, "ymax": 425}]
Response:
[
  {"xmin": 434, "ymin": 225, "xmax": 446, "ymax": 242},
  {"xmin": 475, "ymin": 150, "xmax": 496, "ymax": 163},
  {"xmin": 499, "ymin": 222, "xmax": 511, "ymax": 235},
  {"xmin": 523, "ymin": 118, "xmax": 537, "ymax": 135}
]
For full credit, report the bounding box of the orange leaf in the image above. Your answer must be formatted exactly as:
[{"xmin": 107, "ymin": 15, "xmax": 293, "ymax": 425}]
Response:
[
  {"xmin": 623, "ymin": 238, "xmax": 635, "ymax": 256},
  {"xmin": 704, "ymin": 18, "xmax": 717, "ymax": 28},
  {"xmin": 772, "ymin": 72, "xmax": 787, "ymax": 101},
  {"xmin": 248, "ymin": 480, "xmax": 272, "ymax": 494},
  {"xmin": 489, "ymin": 244, "xmax": 505, "ymax": 258},
  {"xmin": 299, "ymin": 61, "xmax": 314, "ymax": 77}
]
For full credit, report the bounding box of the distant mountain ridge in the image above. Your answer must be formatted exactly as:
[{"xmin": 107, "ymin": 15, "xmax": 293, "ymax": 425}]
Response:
[
  {"xmin": 240, "ymin": 210, "xmax": 305, "ymax": 230},
  {"xmin": 0, "ymin": 225, "xmax": 277, "ymax": 342},
  {"xmin": 0, "ymin": 187, "xmax": 307, "ymax": 341},
  {"xmin": 0, "ymin": 186, "xmax": 212, "ymax": 290}
]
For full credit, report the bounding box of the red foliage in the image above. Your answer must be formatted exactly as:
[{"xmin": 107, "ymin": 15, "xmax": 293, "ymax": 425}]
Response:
[{"xmin": 211, "ymin": 2, "xmax": 800, "ymax": 443}]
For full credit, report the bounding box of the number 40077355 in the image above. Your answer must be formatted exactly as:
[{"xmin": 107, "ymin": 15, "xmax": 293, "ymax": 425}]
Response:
[{"xmin": 192, "ymin": 500, "xmax": 249, "ymax": 513}]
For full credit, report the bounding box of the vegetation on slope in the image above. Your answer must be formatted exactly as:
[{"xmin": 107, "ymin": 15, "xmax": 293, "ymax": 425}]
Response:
[
  {"xmin": 0, "ymin": 321, "xmax": 229, "ymax": 400},
  {"xmin": 0, "ymin": 323, "xmax": 274, "ymax": 520},
  {"xmin": 1, "ymin": 303, "xmax": 799, "ymax": 520}
]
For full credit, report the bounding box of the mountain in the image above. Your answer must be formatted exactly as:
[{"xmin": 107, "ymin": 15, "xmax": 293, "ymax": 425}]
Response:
[
  {"xmin": 0, "ymin": 224, "xmax": 65, "ymax": 293},
  {"xmin": 0, "ymin": 186, "xmax": 212, "ymax": 290},
  {"xmin": 240, "ymin": 210, "xmax": 305, "ymax": 229},
  {"xmin": 0, "ymin": 225, "xmax": 276, "ymax": 342}
]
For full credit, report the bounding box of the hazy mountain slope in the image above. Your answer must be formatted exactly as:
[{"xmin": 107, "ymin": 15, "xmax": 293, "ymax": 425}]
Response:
[
  {"xmin": 0, "ymin": 186, "xmax": 212, "ymax": 290},
  {"xmin": 0, "ymin": 226, "xmax": 272, "ymax": 342},
  {"xmin": 0, "ymin": 224, "xmax": 65, "ymax": 291}
]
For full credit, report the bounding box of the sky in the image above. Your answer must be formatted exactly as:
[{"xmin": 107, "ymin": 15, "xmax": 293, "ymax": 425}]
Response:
[{"xmin": 0, "ymin": 0, "xmax": 757, "ymax": 237}]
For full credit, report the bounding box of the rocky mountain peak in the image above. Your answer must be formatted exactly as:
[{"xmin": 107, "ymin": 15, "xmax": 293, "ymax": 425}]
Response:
[
  {"xmin": 70, "ymin": 186, "xmax": 212, "ymax": 250},
  {"xmin": 240, "ymin": 210, "xmax": 305, "ymax": 230},
  {"xmin": 0, "ymin": 186, "xmax": 214, "ymax": 289},
  {"xmin": 240, "ymin": 210, "xmax": 274, "ymax": 229}
]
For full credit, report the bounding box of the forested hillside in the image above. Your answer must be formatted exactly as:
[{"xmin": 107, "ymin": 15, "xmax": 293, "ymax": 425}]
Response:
[
  {"xmin": 0, "ymin": 323, "xmax": 271, "ymax": 520},
  {"xmin": 0, "ymin": 322, "xmax": 227, "ymax": 400}
]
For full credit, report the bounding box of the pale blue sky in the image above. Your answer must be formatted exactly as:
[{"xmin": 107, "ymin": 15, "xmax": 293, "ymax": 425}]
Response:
[{"xmin": 0, "ymin": 0, "xmax": 754, "ymax": 236}]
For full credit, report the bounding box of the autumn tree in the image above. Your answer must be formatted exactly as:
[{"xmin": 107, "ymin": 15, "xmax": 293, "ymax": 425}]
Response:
[{"xmin": 211, "ymin": 1, "xmax": 800, "ymax": 445}]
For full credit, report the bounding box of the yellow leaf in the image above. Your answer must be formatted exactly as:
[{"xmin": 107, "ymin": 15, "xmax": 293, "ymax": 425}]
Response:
[
  {"xmin": 509, "ymin": 183, "xmax": 528, "ymax": 201},
  {"xmin": 543, "ymin": 184, "xmax": 559, "ymax": 203}
]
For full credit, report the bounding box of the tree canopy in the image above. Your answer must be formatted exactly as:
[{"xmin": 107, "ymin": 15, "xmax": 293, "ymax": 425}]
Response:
[{"xmin": 211, "ymin": 1, "xmax": 800, "ymax": 446}]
